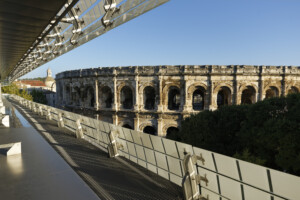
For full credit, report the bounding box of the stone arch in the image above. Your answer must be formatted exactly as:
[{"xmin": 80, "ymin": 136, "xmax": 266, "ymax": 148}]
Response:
[
  {"xmin": 163, "ymin": 125, "xmax": 179, "ymax": 137},
  {"xmin": 265, "ymin": 86, "xmax": 280, "ymax": 99},
  {"xmin": 119, "ymin": 121, "xmax": 134, "ymax": 130},
  {"xmin": 240, "ymin": 85, "xmax": 257, "ymax": 104},
  {"xmin": 168, "ymin": 86, "xmax": 181, "ymax": 110},
  {"xmin": 143, "ymin": 86, "xmax": 156, "ymax": 110},
  {"xmin": 99, "ymin": 85, "xmax": 113, "ymax": 108},
  {"xmin": 214, "ymin": 85, "xmax": 233, "ymax": 108},
  {"xmin": 117, "ymin": 82, "xmax": 135, "ymax": 110},
  {"xmin": 143, "ymin": 126, "xmax": 157, "ymax": 135},
  {"xmin": 83, "ymin": 85, "xmax": 95, "ymax": 107},
  {"xmin": 51, "ymin": 82, "xmax": 56, "ymax": 92},
  {"xmin": 72, "ymin": 86, "xmax": 81, "ymax": 106},
  {"xmin": 287, "ymin": 86, "xmax": 299, "ymax": 94},
  {"xmin": 162, "ymin": 83, "xmax": 182, "ymax": 106}
]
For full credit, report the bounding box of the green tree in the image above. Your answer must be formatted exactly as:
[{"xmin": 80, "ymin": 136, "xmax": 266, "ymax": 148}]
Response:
[
  {"xmin": 168, "ymin": 93, "xmax": 300, "ymax": 176},
  {"xmin": 31, "ymin": 89, "xmax": 47, "ymax": 104},
  {"xmin": 1, "ymin": 83, "xmax": 32, "ymax": 101}
]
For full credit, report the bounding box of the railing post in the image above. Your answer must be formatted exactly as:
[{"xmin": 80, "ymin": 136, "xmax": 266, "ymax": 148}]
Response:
[
  {"xmin": 32, "ymin": 103, "xmax": 37, "ymax": 113},
  {"xmin": 46, "ymin": 108, "xmax": 52, "ymax": 120},
  {"xmin": 57, "ymin": 112, "xmax": 64, "ymax": 128},
  {"xmin": 38, "ymin": 106, "xmax": 43, "ymax": 116},
  {"xmin": 182, "ymin": 151, "xmax": 209, "ymax": 200},
  {"xmin": 107, "ymin": 129, "xmax": 123, "ymax": 158},
  {"xmin": 75, "ymin": 119, "xmax": 84, "ymax": 138}
]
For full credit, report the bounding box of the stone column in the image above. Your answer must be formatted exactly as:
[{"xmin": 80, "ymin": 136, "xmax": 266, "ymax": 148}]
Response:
[
  {"xmin": 134, "ymin": 113, "xmax": 139, "ymax": 131},
  {"xmin": 207, "ymin": 75, "xmax": 214, "ymax": 110},
  {"xmin": 157, "ymin": 75, "xmax": 163, "ymax": 112},
  {"xmin": 134, "ymin": 71, "xmax": 139, "ymax": 110},
  {"xmin": 62, "ymin": 82, "xmax": 65, "ymax": 105},
  {"xmin": 282, "ymin": 68, "xmax": 286, "ymax": 96},
  {"xmin": 233, "ymin": 68, "xmax": 238, "ymax": 105},
  {"xmin": 112, "ymin": 114, "xmax": 118, "ymax": 125},
  {"xmin": 157, "ymin": 114, "xmax": 163, "ymax": 136},
  {"xmin": 69, "ymin": 82, "xmax": 72, "ymax": 105},
  {"xmin": 112, "ymin": 70, "xmax": 118, "ymax": 111},
  {"xmin": 94, "ymin": 79, "xmax": 99, "ymax": 110}
]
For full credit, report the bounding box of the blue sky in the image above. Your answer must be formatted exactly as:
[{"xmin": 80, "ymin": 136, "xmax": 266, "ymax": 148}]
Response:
[{"xmin": 22, "ymin": 0, "xmax": 300, "ymax": 79}]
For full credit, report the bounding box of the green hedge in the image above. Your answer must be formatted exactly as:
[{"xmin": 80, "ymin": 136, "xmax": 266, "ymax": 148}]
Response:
[
  {"xmin": 1, "ymin": 84, "xmax": 33, "ymax": 101},
  {"xmin": 167, "ymin": 93, "xmax": 300, "ymax": 176}
]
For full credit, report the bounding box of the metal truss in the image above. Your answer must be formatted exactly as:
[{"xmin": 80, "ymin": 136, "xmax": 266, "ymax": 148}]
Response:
[{"xmin": 9, "ymin": 0, "xmax": 169, "ymax": 81}]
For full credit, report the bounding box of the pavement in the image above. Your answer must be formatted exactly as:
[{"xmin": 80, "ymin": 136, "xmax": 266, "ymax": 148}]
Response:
[{"xmin": 7, "ymin": 97, "xmax": 183, "ymax": 200}]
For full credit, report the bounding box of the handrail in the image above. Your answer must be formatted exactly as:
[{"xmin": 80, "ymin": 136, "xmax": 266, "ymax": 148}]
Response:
[{"xmin": 10, "ymin": 94, "xmax": 300, "ymax": 200}]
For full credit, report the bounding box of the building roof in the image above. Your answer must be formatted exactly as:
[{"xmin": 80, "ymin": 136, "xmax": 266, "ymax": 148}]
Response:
[{"xmin": 18, "ymin": 80, "xmax": 46, "ymax": 87}]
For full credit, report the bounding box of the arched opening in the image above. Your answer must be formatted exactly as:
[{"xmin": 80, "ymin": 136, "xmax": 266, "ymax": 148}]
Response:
[
  {"xmin": 84, "ymin": 86, "xmax": 95, "ymax": 107},
  {"xmin": 166, "ymin": 127, "xmax": 179, "ymax": 137},
  {"xmin": 217, "ymin": 86, "xmax": 231, "ymax": 108},
  {"xmin": 72, "ymin": 86, "xmax": 81, "ymax": 106},
  {"xmin": 66, "ymin": 86, "xmax": 71, "ymax": 104},
  {"xmin": 288, "ymin": 86, "xmax": 299, "ymax": 94},
  {"xmin": 144, "ymin": 86, "xmax": 156, "ymax": 110},
  {"xmin": 192, "ymin": 87, "xmax": 205, "ymax": 110},
  {"xmin": 265, "ymin": 87, "xmax": 279, "ymax": 99},
  {"xmin": 143, "ymin": 126, "xmax": 156, "ymax": 135},
  {"xmin": 168, "ymin": 86, "xmax": 180, "ymax": 110},
  {"xmin": 123, "ymin": 124, "xmax": 133, "ymax": 130},
  {"xmin": 241, "ymin": 86, "xmax": 256, "ymax": 104},
  {"xmin": 121, "ymin": 86, "xmax": 133, "ymax": 109},
  {"xmin": 100, "ymin": 86, "xmax": 112, "ymax": 108}
]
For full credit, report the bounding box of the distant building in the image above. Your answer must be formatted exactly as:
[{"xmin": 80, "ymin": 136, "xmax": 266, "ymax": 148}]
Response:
[
  {"xmin": 56, "ymin": 65, "xmax": 300, "ymax": 136},
  {"xmin": 14, "ymin": 68, "xmax": 57, "ymax": 107},
  {"xmin": 15, "ymin": 68, "xmax": 56, "ymax": 92}
]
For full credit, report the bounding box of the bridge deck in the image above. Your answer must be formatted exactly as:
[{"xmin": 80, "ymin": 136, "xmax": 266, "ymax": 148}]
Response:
[{"xmin": 5, "ymin": 97, "xmax": 182, "ymax": 200}]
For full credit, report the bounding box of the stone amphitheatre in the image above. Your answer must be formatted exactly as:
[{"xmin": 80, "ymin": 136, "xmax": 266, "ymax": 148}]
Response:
[{"xmin": 55, "ymin": 65, "xmax": 300, "ymax": 136}]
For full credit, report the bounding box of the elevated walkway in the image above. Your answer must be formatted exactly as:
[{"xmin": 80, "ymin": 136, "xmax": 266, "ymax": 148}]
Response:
[
  {"xmin": 3, "ymin": 94, "xmax": 300, "ymax": 200},
  {"xmin": 0, "ymin": 127, "xmax": 100, "ymax": 200},
  {"xmin": 2, "ymin": 96, "xmax": 182, "ymax": 200}
]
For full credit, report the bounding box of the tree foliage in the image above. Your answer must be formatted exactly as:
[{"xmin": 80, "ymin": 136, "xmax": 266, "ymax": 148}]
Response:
[
  {"xmin": 31, "ymin": 89, "xmax": 47, "ymax": 104},
  {"xmin": 1, "ymin": 84, "xmax": 33, "ymax": 101},
  {"xmin": 167, "ymin": 93, "xmax": 300, "ymax": 176}
]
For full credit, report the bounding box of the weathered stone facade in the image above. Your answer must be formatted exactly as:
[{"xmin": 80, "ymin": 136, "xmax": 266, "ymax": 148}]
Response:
[{"xmin": 56, "ymin": 65, "xmax": 300, "ymax": 136}]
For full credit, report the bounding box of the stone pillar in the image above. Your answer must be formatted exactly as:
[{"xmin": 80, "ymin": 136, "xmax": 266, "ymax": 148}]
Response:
[
  {"xmin": 157, "ymin": 75, "xmax": 163, "ymax": 112},
  {"xmin": 282, "ymin": 68, "xmax": 286, "ymax": 96},
  {"xmin": 182, "ymin": 77, "xmax": 188, "ymax": 112},
  {"xmin": 113, "ymin": 70, "xmax": 118, "ymax": 111},
  {"xmin": 134, "ymin": 72, "xmax": 139, "ymax": 110},
  {"xmin": 207, "ymin": 76, "xmax": 214, "ymax": 110},
  {"xmin": 258, "ymin": 67, "xmax": 263, "ymax": 101},
  {"xmin": 112, "ymin": 114, "xmax": 118, "ymax": 125},
  {"xmin": 233, "ymin": 68, "xmax": 238, "ymax": 105},
  {"xmin": 62, "ymin": 82, "xmax": 66, "ymax": 105},
  {"xmin": 134, "ymin": 113, "xmax": 139, "ymax": 131},
  {"xmin": 69, "ymin": 82, "xmax": 72, "ymax": 105},
  {"xmin": 157, "ymin": 114, "xmax": 163, "ymax": 136},
  {"xmin": 95, "ymin": 79, "xmax": 99, "ymax": 110}
]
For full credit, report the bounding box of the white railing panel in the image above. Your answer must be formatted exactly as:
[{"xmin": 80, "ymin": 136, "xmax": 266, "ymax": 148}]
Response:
[
  {"xmin": 218, "ymin": 175, "xmax": 243, "ymax": 200},
  {"xmin": 239, "ymin": 160, "xmax": 270, "ymax": 191},
  {"xmin": 162, "ymin": 138, "xmax": 179, "ymax": 158},
  {"xmin": 243, "ymin": 185, "xmax": 271, "ymax": 200},
  {"xmin": 193, "ymin": 147, "xmax": 217, "ymax": 171},
  {"xmin": 270, "ymin": 168, "xmax": 300, "ymax": 200},
  {"xmin": 214, "ymin": 153, "xmax": 240, "ymax": 180},
  {"xmin": 150, "ymin": 135, "xmax": 165, "ymax": 153}
]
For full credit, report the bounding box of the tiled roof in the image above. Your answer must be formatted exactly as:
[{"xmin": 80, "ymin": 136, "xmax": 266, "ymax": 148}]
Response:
[{"xmin": 19, "ymin": 80, "xmax": 46, "ymax": 87}]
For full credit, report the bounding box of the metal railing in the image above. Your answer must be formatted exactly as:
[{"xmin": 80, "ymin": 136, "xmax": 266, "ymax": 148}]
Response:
[{"xmin": 10, "ymin": 94, "xmax": 300, "ymax": 200}]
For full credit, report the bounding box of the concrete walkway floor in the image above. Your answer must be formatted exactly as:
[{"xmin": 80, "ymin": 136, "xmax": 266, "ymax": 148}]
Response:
[{"xmin": 8, "ymin": 98, "xmax": 183, "ymax": 200}]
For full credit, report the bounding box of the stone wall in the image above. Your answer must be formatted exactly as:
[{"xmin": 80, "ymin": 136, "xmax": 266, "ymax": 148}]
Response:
[{"xmin": 56, "ymin": 65, "xmax": 300, "ymax": 136}]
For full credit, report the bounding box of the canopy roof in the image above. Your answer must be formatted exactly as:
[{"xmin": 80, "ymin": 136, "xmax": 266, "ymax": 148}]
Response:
[
  {"xmin": 0, "ymin": 0, "xmax": 169, "ymax": 82},
  {"xmin": 0, "ymin": 0, "xmax": 68, "ymax": 80}
]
